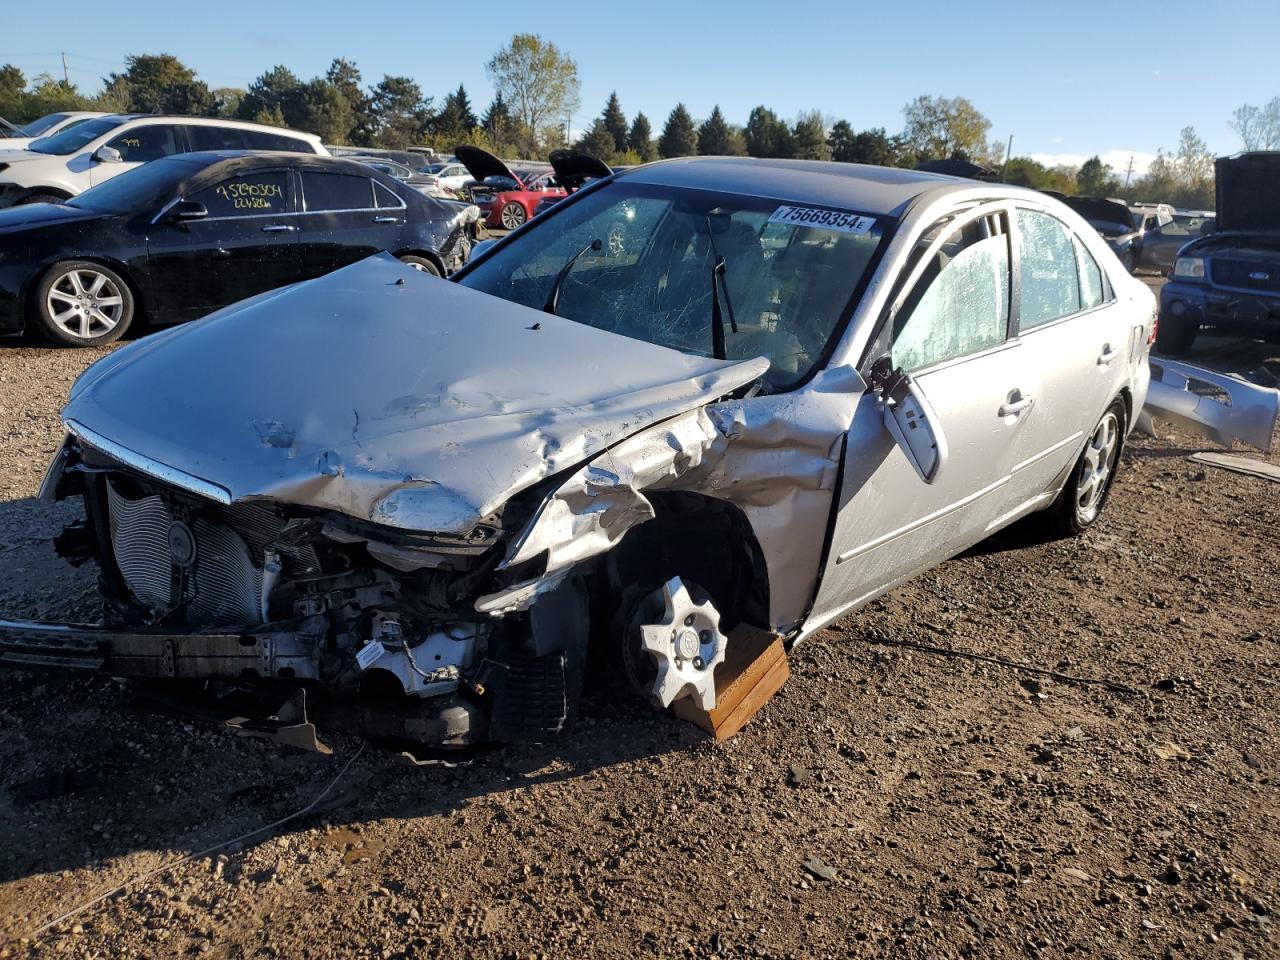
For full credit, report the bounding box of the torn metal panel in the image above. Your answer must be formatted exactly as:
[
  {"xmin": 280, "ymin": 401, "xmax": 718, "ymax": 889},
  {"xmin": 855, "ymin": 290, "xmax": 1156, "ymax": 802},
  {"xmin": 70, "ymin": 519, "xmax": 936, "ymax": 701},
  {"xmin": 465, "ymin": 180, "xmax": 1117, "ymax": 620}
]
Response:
[
  {"xmin": 1140, "ymin": 358, "xmax": 1279, "ymax": 453},
  {"xmin": 492, "ymin": 365, "xmax": 864, "ymax": 630},
  {"xmin": 1187, "ymin": 451, "xmax": 1280, "ymax": 482},
  {"xmin": 57, "ymin": 254, "xmax": 769, "ymax": 536}
]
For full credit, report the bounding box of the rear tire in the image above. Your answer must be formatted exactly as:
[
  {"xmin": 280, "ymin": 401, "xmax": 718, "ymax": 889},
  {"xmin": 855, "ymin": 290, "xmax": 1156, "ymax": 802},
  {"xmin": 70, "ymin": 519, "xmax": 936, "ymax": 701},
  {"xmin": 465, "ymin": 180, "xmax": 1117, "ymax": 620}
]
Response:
[
  {"xmin": 33, "ymin": 261, "xmax": 134, "ymax": 347},
  {"xmin": 397, "ymin": 254, "xmax": 442, "ymax": 277},
  {"xmin": 16, "ymin": 192, "xmax": 67, "ymax": 206},
  {"xmin": 1043, "ymin": 399, "xmax": 1126, "ymax": 537}
]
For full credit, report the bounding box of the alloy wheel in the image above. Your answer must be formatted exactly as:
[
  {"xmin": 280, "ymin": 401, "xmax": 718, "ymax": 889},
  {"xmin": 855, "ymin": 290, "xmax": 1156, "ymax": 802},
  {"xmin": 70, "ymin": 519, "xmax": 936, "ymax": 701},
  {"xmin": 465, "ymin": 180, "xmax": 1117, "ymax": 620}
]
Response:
[
  {"xmin": 45, "ymin": 268, "xmax": 125, "ymax": 341},
  {"xmin": 500, "ymin": 203, "xmax": 526, "ymax": 230},
  {"xmin": 1075, "ymin": 411, "xmax": 1119, "ymax": 523}
]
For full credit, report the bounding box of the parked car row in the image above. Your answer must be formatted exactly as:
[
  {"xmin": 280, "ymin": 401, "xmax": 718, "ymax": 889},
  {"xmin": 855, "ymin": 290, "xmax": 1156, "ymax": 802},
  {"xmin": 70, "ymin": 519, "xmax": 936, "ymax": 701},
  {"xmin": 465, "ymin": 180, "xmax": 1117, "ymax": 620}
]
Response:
[{"xmin": 0, "ymin": 111, "xmax": 108, "ymax": 151}]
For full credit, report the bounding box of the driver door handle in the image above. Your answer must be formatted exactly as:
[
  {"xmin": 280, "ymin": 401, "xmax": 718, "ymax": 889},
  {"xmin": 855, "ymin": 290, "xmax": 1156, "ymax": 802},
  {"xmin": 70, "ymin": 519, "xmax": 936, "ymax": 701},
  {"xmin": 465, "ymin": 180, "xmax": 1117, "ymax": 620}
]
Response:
[
  {"xmin": 372, "ymin": 216, "xmax": 404, "ymax": 224},
  {"xmin": 999, "ymin": 392, "xmax": 1034, "ymax": 417},
  {"xmin": 261, "ymin": 224, "xmax": 297, "ymax": 233},
  {"xmin": 1097, "ymin": 344, "xmax": 1119, "ymax": 365}
]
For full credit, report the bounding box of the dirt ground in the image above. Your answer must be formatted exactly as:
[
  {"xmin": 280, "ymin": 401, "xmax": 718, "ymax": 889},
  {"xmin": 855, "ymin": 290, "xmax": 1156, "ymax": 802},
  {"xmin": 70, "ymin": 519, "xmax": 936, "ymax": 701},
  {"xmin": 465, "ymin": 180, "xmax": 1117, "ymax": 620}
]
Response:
[{"xmin": 0, "ymin": 304, "xmax": 1276, "ymax": 959}]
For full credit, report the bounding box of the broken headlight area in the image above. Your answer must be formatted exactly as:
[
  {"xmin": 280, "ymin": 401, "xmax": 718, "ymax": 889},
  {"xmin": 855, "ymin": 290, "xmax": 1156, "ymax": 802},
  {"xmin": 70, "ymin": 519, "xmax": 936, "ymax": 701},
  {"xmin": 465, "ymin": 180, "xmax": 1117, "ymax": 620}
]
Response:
[{"xmin": 4, "ymin": 438, "xmax": 589, "ymax": 750}]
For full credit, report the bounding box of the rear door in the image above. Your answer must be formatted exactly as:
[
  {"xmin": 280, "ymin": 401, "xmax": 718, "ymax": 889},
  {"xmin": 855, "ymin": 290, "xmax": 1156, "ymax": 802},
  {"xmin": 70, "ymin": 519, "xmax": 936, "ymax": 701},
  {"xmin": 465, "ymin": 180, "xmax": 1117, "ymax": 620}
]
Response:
[
  {"xmin": 993, "ymin": 207, "xmax": 1122, "ymax": 518},
  {"xmin": 294, "ymin": 169, "xmax": 404, "ymax": 279},
  {"xmin": 146, "ymin": 165, "xmax": 298, "ymax": 319},
  {"xmin": 811, "ymin": 205, "xmax": 1037, "ymax": 618}
]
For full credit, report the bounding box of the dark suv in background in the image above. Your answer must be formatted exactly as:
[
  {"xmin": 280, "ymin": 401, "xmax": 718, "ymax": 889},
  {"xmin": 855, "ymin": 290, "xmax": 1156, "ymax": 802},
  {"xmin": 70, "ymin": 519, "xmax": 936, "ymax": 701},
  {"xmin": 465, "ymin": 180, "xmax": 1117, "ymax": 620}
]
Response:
[{"xmin": 1159, "ymin": 152, "xmax": 1280, "ymax": 353}]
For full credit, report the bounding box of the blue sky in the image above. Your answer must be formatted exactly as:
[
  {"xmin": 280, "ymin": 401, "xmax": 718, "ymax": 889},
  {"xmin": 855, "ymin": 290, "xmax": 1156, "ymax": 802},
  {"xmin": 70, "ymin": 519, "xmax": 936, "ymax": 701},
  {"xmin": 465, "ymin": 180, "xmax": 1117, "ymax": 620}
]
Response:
[{"xmin": 4, "ymin": 0, "xmax": 1277, "ymax": 175}]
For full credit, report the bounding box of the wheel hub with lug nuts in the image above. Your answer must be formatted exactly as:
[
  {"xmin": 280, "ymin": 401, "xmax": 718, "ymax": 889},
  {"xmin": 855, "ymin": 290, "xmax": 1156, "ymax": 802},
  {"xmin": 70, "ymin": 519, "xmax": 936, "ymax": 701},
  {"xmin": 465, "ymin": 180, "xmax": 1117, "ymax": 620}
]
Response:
[
  {"xmin": 46, "ymin": 268, "xmax": 124, "ymax": 339},
  {"xmin": 637, "ymin": 577, "xmax": 727, "ymax": 711}
]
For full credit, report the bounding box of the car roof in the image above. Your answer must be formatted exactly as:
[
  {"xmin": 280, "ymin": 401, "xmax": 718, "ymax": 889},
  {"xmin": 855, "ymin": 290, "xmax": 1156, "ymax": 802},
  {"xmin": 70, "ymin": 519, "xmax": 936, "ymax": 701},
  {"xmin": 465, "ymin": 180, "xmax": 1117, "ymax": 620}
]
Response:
[
  {"xmin": 96, "ymin": 114, "xmax": 322, "ymax": 143},
  {"xmin": 617, "ymin": 156, "xmax": 1017, "ymax": 218},
  {"xmin": 168, "ymin": 150, "xmax": 387, "ymax": 173}
]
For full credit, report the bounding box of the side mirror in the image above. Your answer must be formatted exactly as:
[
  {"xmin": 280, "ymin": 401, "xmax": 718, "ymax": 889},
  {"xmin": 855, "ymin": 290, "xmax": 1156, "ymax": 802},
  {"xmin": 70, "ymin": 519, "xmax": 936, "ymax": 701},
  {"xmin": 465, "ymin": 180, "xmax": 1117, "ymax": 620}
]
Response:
[
  {"xmin": 92, "ymin": 145, "xmax": 123, "ymax": 164},
  {"xmin": 170, "ymin": 200, "xmax": 208, "ymax": 221},
  {"xmin": 878, "ymin": 364, "xmax": 948, "ymax": 484}
]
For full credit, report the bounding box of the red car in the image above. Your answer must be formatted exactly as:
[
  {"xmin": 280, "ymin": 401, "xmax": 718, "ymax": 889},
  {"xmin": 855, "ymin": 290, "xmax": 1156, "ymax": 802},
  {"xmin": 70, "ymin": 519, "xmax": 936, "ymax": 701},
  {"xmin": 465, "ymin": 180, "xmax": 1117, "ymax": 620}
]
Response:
[{"xmin": 456, "ymin": 145, "xmax": 567, "ymax": 230}]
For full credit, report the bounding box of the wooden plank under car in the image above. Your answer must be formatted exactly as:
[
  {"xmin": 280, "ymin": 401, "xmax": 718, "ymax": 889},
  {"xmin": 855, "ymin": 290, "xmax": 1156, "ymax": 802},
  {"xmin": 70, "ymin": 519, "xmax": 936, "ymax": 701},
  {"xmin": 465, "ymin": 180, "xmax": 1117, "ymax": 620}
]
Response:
[{"xmin": 672, "ymin": 623, "xmax": 789, "ymax": 741}]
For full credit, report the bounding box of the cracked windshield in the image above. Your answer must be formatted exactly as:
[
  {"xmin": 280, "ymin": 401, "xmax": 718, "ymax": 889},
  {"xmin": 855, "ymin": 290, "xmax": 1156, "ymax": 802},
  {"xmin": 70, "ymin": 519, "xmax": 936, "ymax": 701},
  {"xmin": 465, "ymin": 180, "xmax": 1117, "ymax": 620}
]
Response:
[{"xmin": 459, "ymin": 182, "xmax": 886, "ymax": 388}]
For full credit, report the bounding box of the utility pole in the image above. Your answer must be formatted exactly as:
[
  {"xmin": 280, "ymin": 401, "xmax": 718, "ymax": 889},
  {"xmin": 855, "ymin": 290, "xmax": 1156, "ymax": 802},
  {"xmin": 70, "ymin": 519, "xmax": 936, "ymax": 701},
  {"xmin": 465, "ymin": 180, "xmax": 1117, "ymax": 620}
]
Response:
[
  {"xmin": 61, "ymin": 52, "xmax": 69, "ymax": 85},
  {"xmin": 1000, "ymin": 134, "xmax": 1014, "ymax": 182},
  {"xmin": 1124, "ymin": 155, "xmax": 1135, "ymax": 188}
]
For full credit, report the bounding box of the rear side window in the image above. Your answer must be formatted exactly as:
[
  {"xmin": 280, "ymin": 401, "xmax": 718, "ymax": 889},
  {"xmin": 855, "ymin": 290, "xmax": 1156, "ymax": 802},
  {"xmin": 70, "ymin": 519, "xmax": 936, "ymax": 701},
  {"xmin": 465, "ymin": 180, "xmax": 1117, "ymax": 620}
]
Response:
[
  {"xmin": 1076, "ymin": 237, "xmax": 1106, "ymax": 310},
  {"xmin": 1017, "ymin": 209, "xmax": 1082, "ymax": 329},
  {"xmin": 185, "ymin": 125, "xmax": 255, "ymax": 151},
  {"xmin": 106, "ymin": 124, "xmax": 183, "ymax": 162},
  {"xmin": 244, "ymin": 130, "xmax": 314, "ymax": 153},
  {"xmin": 301, "ymin": 172, "xmax": 375, "ymax": 211},
  {"xmin": 373, "ymin": 181, "xmax": 404, "ymax": 209},
  {"xmin": 189, "ymin": 170, "xmax": 289, "ymax": 218},
  {"xmin": 891, "ymin": 213, "xmax": 1011, "ymax": 372}
]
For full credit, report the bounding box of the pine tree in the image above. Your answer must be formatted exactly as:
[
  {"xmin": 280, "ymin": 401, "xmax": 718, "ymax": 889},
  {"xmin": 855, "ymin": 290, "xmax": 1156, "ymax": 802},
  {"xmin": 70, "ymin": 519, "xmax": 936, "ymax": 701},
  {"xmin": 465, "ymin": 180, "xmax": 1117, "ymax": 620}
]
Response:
[
  {"xmin": 697, "ymin": 105, "xmax": 733, "ymax": 155},
  {"xmin": 575, "ymin": 118, "xmax": 616, "ymax": 161},
  {"xmin": 791, "ymin": 110, "xmax": 831, "ymax": 161},
  {"xmin": 482, "ymin": 94, "xmax": 513, "ymax": 151},
  {"xmin": 602, "ymin": 91, "xmax": 628, "ymax": 153},
  {"xmin": 658, "ymin": 103, "xmax": 698, "ymax": 159},
  {"xmin": 435, "ymin": 84, "xmax": 478, "ymax": 140},
  {"xmin": 628, "ymin": 112, "xmax": 655, "ymax": 161}
]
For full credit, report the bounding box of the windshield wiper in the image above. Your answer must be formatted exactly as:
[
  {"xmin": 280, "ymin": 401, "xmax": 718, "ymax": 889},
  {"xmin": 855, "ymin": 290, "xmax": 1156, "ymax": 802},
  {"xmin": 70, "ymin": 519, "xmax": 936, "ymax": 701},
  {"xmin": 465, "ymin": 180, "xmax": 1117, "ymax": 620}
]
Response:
[
  {"xmin": 705, "ymin": 218, "xmax": 738, "ymax": 360},
  {"xmin": 543, "ymin": 237, "xmax": 601, "ymax": 315}
]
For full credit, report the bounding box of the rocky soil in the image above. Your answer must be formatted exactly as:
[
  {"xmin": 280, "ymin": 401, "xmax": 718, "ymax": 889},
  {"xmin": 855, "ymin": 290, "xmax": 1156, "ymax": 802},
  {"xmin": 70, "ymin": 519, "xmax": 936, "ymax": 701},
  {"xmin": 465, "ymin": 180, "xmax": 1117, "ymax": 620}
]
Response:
[{"xmin": 0, "ymin": 324, "xmax": 1276, "ymax": 959}]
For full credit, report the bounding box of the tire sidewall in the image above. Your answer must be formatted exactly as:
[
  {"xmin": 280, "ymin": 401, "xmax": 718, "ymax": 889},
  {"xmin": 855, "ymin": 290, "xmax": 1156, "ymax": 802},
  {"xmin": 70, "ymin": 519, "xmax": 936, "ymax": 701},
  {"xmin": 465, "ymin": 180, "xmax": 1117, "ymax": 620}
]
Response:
[
  {"xmin": 1064, "ymin": 400, "xmax": 1127, "ymax": 533},
  {"xmin": 33, "ymin": 260, "xmax": 134, "ymax": 347},
  {"xmin": 501, "ymin": 202, "xmax": 527, "ymax": 229}
]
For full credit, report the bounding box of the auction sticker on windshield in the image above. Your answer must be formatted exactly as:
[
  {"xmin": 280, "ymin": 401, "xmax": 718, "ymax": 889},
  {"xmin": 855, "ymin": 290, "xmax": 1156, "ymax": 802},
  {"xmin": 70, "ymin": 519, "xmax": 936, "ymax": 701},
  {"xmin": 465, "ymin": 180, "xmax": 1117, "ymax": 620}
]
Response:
[{"xmin": 768, "ymin": 206, "xmax": 876, "ymax": 234}]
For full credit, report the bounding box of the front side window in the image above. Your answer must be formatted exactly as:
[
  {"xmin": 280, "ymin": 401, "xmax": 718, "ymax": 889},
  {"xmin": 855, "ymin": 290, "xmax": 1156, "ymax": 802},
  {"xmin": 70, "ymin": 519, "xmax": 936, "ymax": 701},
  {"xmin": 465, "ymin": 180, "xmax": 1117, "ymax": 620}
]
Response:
[
  {"xmin": 301, "ymin": 172, "xmax": 375, "ymax": 211},
  {"xmin": 890, "ymin": 213, "xmax": 1011, "ymax": 372},
  {"xmin": 459, "ymin": 181, "xmax": 888, "ymax": 390},
  {"xmin": 1017, "ymin": 209, "xmax": 1081, "ymax": 330},
  {"xmin": 107, "ymin": 124, "xmax": 182, "ymax": 162},
  {"xmin": 188, "ymin": 170, "xmax": 289, "ymax": 218}
]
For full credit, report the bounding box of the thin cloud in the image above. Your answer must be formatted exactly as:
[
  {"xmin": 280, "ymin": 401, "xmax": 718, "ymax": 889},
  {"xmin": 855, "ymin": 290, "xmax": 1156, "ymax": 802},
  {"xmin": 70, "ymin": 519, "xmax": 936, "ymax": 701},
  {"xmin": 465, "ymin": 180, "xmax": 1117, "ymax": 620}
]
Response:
[{"xmin": 1028, "ymin": 149, "xmax": 1159, "ymax": 179}]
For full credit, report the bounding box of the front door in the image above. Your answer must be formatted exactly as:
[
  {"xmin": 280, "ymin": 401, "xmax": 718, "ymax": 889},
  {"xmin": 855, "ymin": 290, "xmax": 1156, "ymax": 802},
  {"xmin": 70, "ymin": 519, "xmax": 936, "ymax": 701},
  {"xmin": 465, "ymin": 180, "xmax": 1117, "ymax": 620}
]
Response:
[
  {"xmin": 810, "ymin": 206, "xmax": 1036, "ymax": 623},
  {"xmin": 90, "ymin": 123, "xmax": 185, "ymax": 188},
  {"xmin": 146, "ymin": 167, "xmax": 298, "ymax": 320}
]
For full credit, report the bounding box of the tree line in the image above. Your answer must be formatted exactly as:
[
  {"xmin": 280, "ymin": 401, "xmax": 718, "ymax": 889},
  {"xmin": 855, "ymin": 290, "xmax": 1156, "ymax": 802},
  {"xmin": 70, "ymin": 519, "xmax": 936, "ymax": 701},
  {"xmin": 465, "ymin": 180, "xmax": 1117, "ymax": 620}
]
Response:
[{"xmin": 2, "ymin": 38, "xmax": 1253, "ymax": 209}]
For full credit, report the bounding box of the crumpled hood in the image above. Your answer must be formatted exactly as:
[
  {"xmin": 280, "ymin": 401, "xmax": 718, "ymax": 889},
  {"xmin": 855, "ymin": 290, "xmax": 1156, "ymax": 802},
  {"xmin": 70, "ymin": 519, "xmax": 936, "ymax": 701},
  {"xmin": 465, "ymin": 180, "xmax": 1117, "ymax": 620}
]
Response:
[{"xmin": 63, "ymin": 254, "xmax": 769, "ymax": 535}]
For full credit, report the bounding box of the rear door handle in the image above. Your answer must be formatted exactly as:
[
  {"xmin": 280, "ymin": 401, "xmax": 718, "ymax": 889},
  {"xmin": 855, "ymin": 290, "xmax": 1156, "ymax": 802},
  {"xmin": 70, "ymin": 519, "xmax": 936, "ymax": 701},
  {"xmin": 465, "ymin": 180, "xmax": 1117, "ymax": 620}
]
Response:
[
  {"xmin": 372, "ymin": 216, "xmax": 404, "ymax": 224},
  {"xmin": 1097, "ymin": 344, "xmax": 1119, "ymax": 365},
  {"xmin": 261, "ymin": 224, "xmax": 297, "ymax": 233},
  {"xmin": 999, "ymin": 392, "xmax": 1034, "ymax": 417}
]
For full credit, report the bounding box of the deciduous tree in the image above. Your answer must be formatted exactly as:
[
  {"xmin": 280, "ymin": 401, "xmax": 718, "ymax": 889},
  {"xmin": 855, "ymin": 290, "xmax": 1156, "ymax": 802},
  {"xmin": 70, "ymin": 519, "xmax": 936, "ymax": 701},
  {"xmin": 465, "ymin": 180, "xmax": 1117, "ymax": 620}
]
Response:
[
  {"xmin": 791, "ymin": 110, "xmax": 831, "ymax": 161},
  {"xmin": 104, "ymin": 54, "xmax": 213, "ymax": 115},
  {"xmin": 485, "ymin": 34, "xmax": 580, "ymax": 148},
  {"xmin": 744, "ymin": 106, "xmax": 791, "ymax": 158},
  {"xmin": 901, "ymin": 94, "xmax": 992, "ymax": 162}
]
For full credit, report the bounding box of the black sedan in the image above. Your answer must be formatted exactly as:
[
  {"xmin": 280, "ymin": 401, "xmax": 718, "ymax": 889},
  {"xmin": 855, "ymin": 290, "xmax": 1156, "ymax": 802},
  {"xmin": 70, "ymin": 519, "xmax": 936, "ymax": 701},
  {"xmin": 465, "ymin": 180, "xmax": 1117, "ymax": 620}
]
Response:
[{"xmin": 0, "ymin": 151, "xmax": 479, "ymax": 346}]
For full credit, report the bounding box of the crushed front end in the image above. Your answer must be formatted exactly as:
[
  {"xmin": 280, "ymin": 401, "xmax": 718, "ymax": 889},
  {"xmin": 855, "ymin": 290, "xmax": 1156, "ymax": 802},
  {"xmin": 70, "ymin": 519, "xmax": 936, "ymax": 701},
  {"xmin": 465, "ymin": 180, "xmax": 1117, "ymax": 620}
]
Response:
[{"xmin": 0, "ymin": 431, "xmax": 587, "ymax": 750}]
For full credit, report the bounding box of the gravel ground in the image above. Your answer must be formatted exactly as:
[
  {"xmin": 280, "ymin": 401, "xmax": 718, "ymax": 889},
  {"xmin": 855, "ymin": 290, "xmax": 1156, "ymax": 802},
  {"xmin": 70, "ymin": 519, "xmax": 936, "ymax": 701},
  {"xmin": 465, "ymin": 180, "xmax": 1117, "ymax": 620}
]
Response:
[{"xmin": 0, "ymin": 313, "xmax": 1276, "ymax": 959}]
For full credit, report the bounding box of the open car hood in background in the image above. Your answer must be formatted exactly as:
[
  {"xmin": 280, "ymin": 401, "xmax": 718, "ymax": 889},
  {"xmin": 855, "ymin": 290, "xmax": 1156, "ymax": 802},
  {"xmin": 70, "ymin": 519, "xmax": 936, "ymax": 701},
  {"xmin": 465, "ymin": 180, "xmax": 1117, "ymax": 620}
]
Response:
[
  {"xmin": 1216, "ymin": 153, "xmax": 1280, "ymax": 232},
  {"xmin": 62, "ymin": 255, "xmax": 770, "ymax": 536},
  {"xmin": 549, "ymin": 150, "xmax": 614, "ymax": 191},
  {"xmin": 1060, "ymin": 196, "xmax": 1136, "ymax": 233},
  {"xmin": 454, "ymin": 144, "xmax": 524, "ymax": 187}
]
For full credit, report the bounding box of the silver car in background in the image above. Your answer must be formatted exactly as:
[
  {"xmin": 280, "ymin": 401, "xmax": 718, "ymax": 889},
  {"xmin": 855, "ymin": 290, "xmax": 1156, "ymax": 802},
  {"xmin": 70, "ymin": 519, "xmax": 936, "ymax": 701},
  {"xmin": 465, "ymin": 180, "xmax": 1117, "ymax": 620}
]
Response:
[{"xmin": 3, "ymin": 158, "xmax": 1155, "ymax": 748}]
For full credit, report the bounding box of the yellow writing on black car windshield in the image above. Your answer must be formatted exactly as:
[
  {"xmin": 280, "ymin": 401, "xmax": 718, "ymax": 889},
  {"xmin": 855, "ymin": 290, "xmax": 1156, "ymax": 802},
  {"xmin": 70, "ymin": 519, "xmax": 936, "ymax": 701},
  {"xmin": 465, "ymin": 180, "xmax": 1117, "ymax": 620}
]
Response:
[{"xmin": 216, "ymin": 181, "xmax": 283, "ymax": 210}]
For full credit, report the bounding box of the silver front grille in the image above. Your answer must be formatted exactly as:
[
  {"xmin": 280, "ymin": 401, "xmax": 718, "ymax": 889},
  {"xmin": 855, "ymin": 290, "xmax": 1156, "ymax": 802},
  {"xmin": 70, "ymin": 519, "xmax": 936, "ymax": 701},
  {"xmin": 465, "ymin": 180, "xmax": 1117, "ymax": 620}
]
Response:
[{"xmin": 106, "ymin": 479, "xmax": 265, "ymax": 627}]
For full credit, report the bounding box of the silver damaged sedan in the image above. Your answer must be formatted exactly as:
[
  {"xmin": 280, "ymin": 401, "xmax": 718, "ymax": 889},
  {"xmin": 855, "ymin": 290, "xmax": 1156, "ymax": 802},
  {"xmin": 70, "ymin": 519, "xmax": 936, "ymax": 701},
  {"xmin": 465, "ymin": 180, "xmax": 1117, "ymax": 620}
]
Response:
[{"xmin": 3, "ymin": 157, "xmax": 1155, "ymax": 748}]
